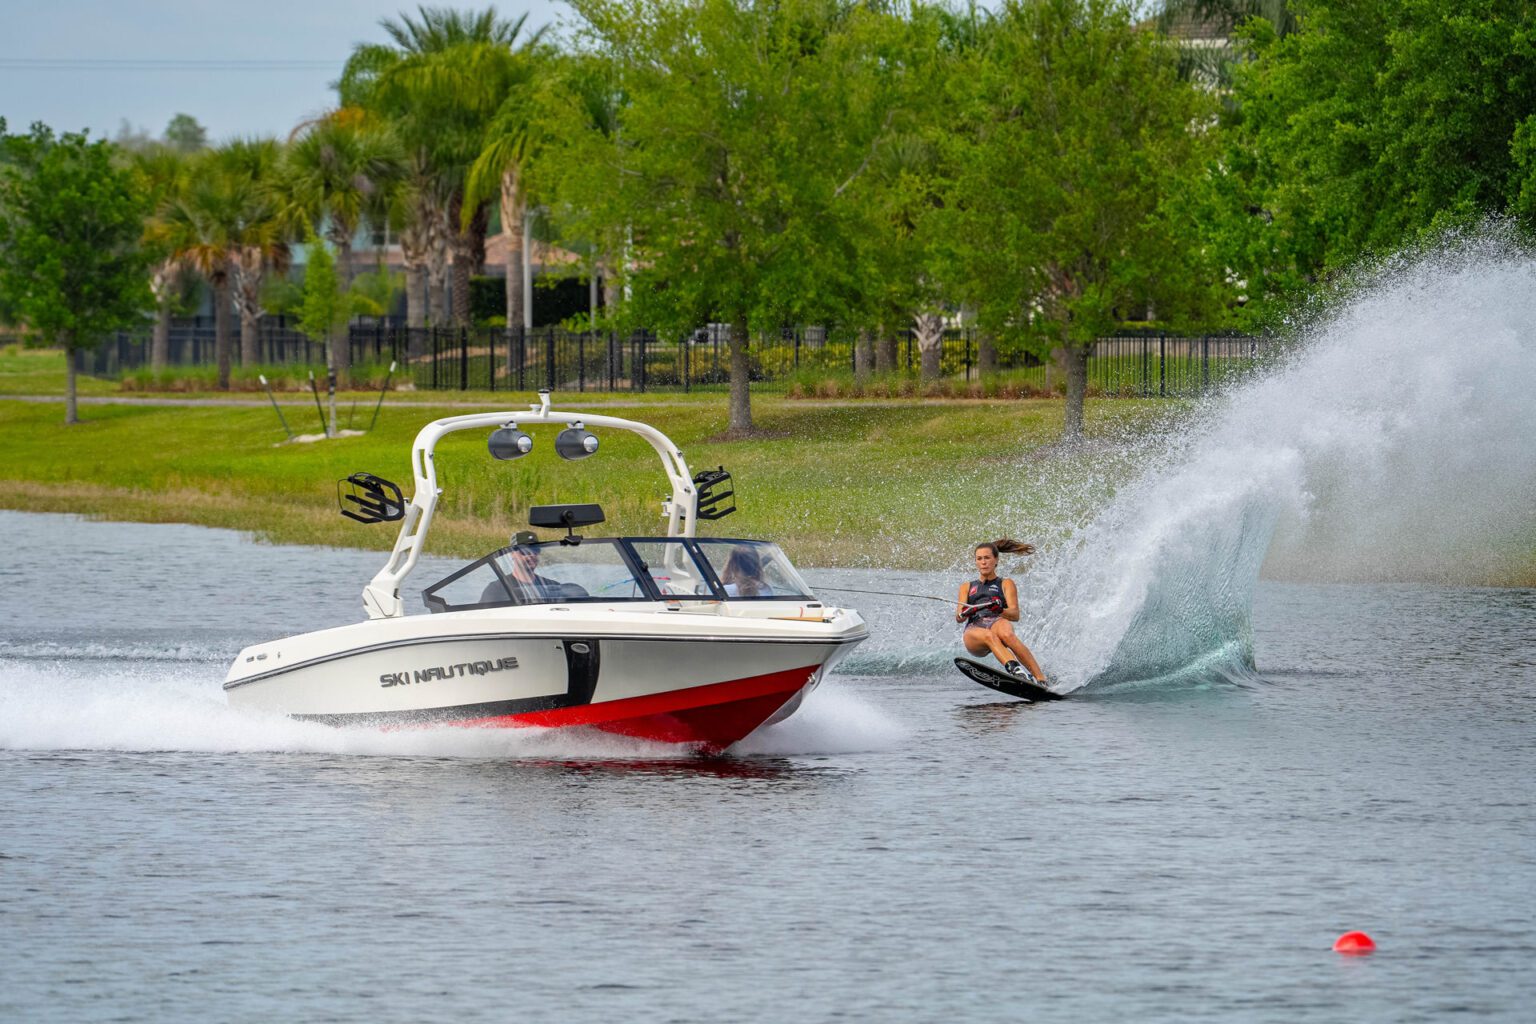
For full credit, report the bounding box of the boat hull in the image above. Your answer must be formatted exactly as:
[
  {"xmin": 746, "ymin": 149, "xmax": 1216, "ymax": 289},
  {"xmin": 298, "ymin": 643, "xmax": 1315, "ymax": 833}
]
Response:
[{"xmin": 225, "ymin": 610, "xmax": 865, "ymax": 753}]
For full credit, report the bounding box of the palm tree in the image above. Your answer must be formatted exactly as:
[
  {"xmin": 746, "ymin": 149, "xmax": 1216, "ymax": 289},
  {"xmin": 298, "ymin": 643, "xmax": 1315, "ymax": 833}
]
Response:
[
  {"xmin": 341, "ymin": 7, "xmax": 547, "ymax": 327},
  {"xmin": 220, "ymin": 138, "xmax": 293, "ymax": 368},
  {"xmin": 465, "ymin": 42, "xmax": 550, "ymax": 333},
  {"xmin": 154, "ymin": 157, "xmax": 240, "ymax": 389},
  {"xmin": 282, "ymin": 112, "xmax": 400, "ymax": 382},
  {"xmin": 132, "ymin": 145, "xmax": 192, "ymax": 371}
]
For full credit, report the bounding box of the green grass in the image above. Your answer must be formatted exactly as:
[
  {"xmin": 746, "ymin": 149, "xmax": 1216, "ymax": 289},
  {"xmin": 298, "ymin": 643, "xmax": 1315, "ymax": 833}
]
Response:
[
  {"xmin": 5, "ymin": 389, "xmax": 1532, "ymax": 583},
  {"xmin": 0, "ymin": 392, "xmax": 1174, "ymax": 568},
  {"xmin": 0, "ymin": 345, "xmax": 118, "ymax": 397}
]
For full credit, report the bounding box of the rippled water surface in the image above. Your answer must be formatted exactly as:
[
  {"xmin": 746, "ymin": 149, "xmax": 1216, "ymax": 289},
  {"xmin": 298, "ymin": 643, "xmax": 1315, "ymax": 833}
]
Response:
[{"xmin": 3, "ymin": 511, "xmax": 1534, "ymax": 1023}]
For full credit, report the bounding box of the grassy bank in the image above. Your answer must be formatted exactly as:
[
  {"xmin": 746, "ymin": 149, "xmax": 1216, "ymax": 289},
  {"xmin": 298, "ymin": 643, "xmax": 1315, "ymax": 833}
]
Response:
[{"xmin": 0, "ymin": 390, "xmax": 1175, "ymax": 568}]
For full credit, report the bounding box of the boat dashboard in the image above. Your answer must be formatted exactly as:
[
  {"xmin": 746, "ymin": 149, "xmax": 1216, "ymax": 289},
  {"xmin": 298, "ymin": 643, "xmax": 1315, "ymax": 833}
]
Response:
[{"xmin": 422, "ymin": 537, "xmax": 814, "ymax": 614}]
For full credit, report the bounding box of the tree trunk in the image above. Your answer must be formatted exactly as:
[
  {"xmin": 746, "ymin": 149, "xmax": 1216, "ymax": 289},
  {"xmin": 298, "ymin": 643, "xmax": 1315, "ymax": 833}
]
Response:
[
  {"xmin": 449, "ymin": 193, "xmax": 487, "ymax": 328},
  {"xmin": 875, "ymin": 328, "xmax": 897, "ymax": 375},
  {"xmin": 239, "ymin": 306, "xmax": 261, "ymax": 368},
  {"xmin": 334, "ymin": 239, "xmax": 352, "ymax": 388},
  {"xmin": 232, "ymin": 247, "xmax": 266, "ymax": 367},
  {"xmin": 854, "ymin": 328, "xmax": 874, "ymax": 381},
  {"xmin": 63, "ymin": 335, "xmax": 78, "ymax": 425},
  {"xmin": 451, "ymin": 238, "xmax": 473, "ymax": 327},
  {"xmin": 405, "ymin": 264, "xmax": 428, "ymax": 330},
  {"xmin": 428, "ymin": 229, "xmax": 450, "ymax": 327},
  {"xmin": 978, "ymin": 332, "xmax": 997, "ymax": 375},
  {"xmin": 404, "ymin": 264, "xmax": 427, "ymax": 367},
  {"xmin": 728, "ymin": 317, "xmax": 753, "ymax": 434},
  {"xmin": 151, "ymin": 299, "xmax": 171, "ymax": 372},
  {"xmin": 401, "ymin": 219, "xmax": 429, "ymax": 365},
  {"xmin": 502, "ymin": 170, "xmax": 525, "ymax": 332},
  {"xmin": 325, "ymin": 334, "xmax": 338, "ymax": 438},
  {"xmin": 149, "ymin": 260, "xmax": 175, "ymax": 371},
  {"xmin": 402, "ymin": 225, "xmax": 429, "ymax": 332},
  {"xmin": 214, "ymin": 273, "xmax": 234, "ymax": 390},
  {"xmin": 915, "ymin": 313, "xmax": 944, "ymax": 381},
  {"xmin": 601, "ymin": 256, "xmax": 620, "ymax": 312},
  {"xmin": 1058, "ymin": 343, "xmax": 1089, "ymax": 442}
]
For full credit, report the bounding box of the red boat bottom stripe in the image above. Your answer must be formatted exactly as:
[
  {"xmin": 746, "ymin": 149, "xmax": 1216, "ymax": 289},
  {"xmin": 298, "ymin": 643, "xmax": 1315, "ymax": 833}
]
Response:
[{"xmin": 455, "ymin": 664, "xmax": 820, "ymax": 751}]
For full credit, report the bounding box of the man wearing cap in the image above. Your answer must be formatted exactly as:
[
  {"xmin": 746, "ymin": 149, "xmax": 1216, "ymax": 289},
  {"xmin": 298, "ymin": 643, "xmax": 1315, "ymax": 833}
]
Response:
[{"xmin": 480, "ymin": 544, "xmax": 567, "ymax": 604}]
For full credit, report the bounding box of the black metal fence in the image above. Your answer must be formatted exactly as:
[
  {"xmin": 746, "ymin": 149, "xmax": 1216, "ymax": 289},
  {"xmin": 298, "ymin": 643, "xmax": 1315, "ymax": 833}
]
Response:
[{"xmin": 87, "ymin": 319, "xmax": 1272, "ymax": 398}]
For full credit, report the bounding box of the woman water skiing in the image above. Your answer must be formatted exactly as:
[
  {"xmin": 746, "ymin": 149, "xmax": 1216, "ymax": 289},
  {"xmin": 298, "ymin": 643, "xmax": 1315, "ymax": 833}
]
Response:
[{"xmin": 957, "ymin": 539, "xmax": 1048, "ymax": 683}]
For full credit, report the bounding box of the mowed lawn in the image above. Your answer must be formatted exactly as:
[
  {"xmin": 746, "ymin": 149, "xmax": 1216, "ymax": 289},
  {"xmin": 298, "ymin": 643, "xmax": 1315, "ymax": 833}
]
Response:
[{"xmin": 0, "ymin": 388, "xmax": 1174, "ymax": 567}]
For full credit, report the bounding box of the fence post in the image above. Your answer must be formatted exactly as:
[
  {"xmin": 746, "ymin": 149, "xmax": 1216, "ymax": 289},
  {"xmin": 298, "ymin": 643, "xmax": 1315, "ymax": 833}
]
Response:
[
  {"xmin": 459, "ymin": 327, "xmax": 468, "ymax": 391},
  {"xmin": 517, "ymin": 327, "xmax": 526, "ymax": 391},
  {"xmin": 638, "ymin": 333, "xmax": 647, "ymax": 393},
  {"xmin": 683, "ymin": 336, "xmax": 691, "ymax": 394},
  {"xmin": 1202, "ymin": 335, "xmax": 1210, "ymax": 392},
  {"xmin": 579, "ymin": 331, "xmax": 586, "ymax": 392},
  {"xmin": 1159, "ymin": 332, "xmax": 1166, "ymax": 397},
  {"xmin": 545, "ymin": 328, "xmax": 556, "ymax": 391},
  {"xmin": 487, "ymin": 328, "xmax": 495, "ymax": 392}
]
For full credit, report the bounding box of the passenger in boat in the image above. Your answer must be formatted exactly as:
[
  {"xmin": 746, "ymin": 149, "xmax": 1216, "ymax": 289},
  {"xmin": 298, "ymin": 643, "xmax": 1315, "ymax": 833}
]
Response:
[
  {"xmin": 721, "ymin": 545, "xmax": 772, "ymax": 597},
  {"xmin": 481, "ymin": 544, "xmax": 569, "ymax": 604},
  {"xmin": 958, "ymin": 539, "xmax": 1047, "ymax": 683}
]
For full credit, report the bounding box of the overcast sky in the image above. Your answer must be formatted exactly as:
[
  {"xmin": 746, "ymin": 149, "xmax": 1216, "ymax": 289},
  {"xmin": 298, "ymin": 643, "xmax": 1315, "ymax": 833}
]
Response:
[{"xmin": 2, "ymin": 1, "xmax": 565, "ymax": 143}]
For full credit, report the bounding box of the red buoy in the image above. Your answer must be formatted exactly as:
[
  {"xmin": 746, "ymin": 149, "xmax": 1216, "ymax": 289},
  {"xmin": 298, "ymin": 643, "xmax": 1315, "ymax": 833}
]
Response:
[{"xmin": 1333, "ymin": 931, "xmax": 1376, "ymax": 955}]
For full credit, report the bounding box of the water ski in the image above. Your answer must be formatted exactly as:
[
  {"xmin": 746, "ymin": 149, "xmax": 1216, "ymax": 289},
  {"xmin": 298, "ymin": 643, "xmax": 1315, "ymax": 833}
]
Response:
[{"xmin": 954, "ymin": 658, "xmax": 1065, "ymax": 702}]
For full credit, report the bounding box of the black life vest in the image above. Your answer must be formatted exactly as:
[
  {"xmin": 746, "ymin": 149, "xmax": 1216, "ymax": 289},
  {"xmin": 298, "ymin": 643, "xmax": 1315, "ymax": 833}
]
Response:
[{"xmin": 966, "ymin": 577, "xmax": 1006, "ymax": 622}]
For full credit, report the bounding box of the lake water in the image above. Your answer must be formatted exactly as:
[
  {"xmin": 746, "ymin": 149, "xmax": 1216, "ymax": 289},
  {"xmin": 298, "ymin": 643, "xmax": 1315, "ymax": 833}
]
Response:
[
  {"xmin": 6, "ymin": 235, "xmax": 1536, "ymax": 1021},
  {"xmin": 3, "ymin": 510, "xmax": 1533, "ymax": 1023}
]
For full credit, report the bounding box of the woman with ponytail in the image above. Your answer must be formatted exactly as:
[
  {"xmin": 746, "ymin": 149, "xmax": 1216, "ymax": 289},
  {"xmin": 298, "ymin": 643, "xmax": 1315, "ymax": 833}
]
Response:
[{"xmin": 957, "ymin": 539, "xmax": 1048, "ymax": 683}]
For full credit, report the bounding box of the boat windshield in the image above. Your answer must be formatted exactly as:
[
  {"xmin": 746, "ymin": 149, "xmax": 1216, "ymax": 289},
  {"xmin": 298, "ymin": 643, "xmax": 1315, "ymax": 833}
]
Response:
[
  {"xmin": 689, "ymin": 539, "xmax": 814, "ymax": 600},
  {"xmin": 423, "ymin": 540, "xmax": 650, "ymax": 613},
  {"xmin": 422, "ymin": 537, "xmax": 814, "ymax": 612}
]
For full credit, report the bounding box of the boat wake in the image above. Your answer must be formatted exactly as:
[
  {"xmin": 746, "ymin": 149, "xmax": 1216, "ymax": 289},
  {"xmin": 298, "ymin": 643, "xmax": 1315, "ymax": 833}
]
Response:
[
  {"xmin": 0, "ymin": 659, "xmax": 903, "ymax": 759},
  {"xmin": 1020, "ymin": 229, "xmax": 1536, "ymax": 693}
]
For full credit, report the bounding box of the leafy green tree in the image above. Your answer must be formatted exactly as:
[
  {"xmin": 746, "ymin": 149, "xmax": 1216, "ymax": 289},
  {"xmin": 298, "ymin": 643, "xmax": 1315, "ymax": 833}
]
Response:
[
  {"xmin": 349, "ymin": 263, "xmax": 404, "ymax": 317},
  {"xmin": 297, "ymin": 228, "xmax": 349, "ymax": 436},
  {"xmin": 1216, "ymin": 0, "xmax": 1536, "ymax": 319},
  {"xmin": 0, "ymin": 121, "xmax": 151, "ymax": 423},
  {"xmin": 558, "ymin": 0, "xmax": 900, "ymax": 433},
  {"xmin": 164, "ymin": 114, "xmax": 209, "ymax": 153},
  {"xmin": 838, "ymin": 2, "xmax": 980, "ymax": 382},
  {"xmin": 946, "ymin": 0, "xmax": 1220, "ymax": 440},
  {"xmin": 524, "ymin": 51, "xmax": 628, "ymax": 344}
]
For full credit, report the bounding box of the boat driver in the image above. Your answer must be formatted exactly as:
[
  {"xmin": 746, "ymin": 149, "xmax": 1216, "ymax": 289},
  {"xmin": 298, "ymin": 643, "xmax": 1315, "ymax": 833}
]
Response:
[{"xmin": 481, "ymin": 544, "xmax": 569, "ymax": 604}]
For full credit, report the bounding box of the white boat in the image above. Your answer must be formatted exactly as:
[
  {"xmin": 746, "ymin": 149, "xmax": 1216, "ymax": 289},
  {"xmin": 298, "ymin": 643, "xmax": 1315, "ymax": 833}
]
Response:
[{"xmin": 224, "ymin": 392, "xmax": 868, "ymax": 753}]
